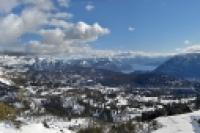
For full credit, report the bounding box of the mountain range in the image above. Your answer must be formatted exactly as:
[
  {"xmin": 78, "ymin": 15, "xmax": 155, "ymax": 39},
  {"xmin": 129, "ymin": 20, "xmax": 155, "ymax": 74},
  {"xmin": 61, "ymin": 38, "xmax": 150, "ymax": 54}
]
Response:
[
  {"xmin": 155, "ymin": 53, "xmax": 200, "ymax": 80},
  {"xmin": 1, "ymin": 53, "xmax": 200, "ymax": 89}
]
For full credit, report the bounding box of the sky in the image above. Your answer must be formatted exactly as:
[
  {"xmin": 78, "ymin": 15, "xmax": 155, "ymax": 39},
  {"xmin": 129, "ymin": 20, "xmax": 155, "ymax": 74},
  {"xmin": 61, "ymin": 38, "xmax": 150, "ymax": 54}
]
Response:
[{"xmin": 0, "ymin": 0, "xmax": 200, "ymax": 57}]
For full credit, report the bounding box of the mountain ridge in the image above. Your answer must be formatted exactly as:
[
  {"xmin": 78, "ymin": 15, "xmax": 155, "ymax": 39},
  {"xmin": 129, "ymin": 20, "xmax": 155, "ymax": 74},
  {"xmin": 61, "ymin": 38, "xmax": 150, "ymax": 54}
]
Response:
[{"xmin": 155, "ymin": 53, "xmax": 200, "ymax": 80}]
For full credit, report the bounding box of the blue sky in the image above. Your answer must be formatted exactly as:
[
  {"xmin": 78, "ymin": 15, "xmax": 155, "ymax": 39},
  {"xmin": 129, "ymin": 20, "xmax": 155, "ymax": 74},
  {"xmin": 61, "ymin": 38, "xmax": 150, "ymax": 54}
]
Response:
[
  {"xmin": 67, "ymin": 0, "xmax": 200, "ymax": 53},
  {"xmin": 0, "ymin": 0, "xmax": 200, "ymax": 56}
]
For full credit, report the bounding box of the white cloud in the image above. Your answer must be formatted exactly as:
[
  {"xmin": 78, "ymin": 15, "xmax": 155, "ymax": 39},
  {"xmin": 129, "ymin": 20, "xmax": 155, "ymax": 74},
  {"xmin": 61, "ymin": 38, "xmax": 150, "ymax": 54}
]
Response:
[
  {"xmin": 128, "ymin": 26, "xmax": 135, "ymax": 32},
  {"xmin": 52, "ymin": 12, "xmax": 73, "ymax": 19},
  {"xmin": 184, "ymin": 40, "xmax": 191, "ymax": 45},
  {"xmin": 0, "ymin": 7, "xmax": 47, "ymax": 46},
  {"xmin": 21, "ymin": 8, "xmax": 47, "ymax": 31},
  {"xmin": 176, "ymin": 44, "xmax": 200, "ymax": 53},
  {"xmin": 22, "ymin": 0, "xmax": 54, "ymax": 11},
  {"xmin": 0, "ymin": 0, "xmax": 19, "ymax": 13},
  {"xmin": 0, "ymin": 0, "xmax": 110, "ymax": 55},
  {"xmin": 85, "ymin": 4, "xmax": 95, "ymax": 11},
  {"xmin": 0, "ymin": 14, "xmax": 24, "ymax": 45},
  {"xmin": 39, "ymin": 28, "xmax": 66, "ymax": 45},
  {"xmin": 65, "ymin": 22, "xmax": 110, "ymax": 42},
  {"xmin": 28, "ymin": 21, "xmax": 110, "ymax": 55},
  {"xmin": 57, "ymin": 0, "xmax": 70, "ymax": 8},
  {"xmin": 49, "ymin": 19, "xmax": 73, "ymax": 29}
]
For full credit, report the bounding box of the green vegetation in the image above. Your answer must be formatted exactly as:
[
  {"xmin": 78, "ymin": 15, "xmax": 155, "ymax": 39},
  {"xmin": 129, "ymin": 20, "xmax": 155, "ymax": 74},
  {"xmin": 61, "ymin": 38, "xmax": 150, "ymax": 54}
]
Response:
[
  {"xmin": 141, "ymin": 103, "xmax": 192, "ymax": 122},
  {"xmin": 78, "ymin": 122, "xmax": 138, "ymax": 133},
  {"xmin": 78, "ymin": 127, "xmax": 103, "ymax": 133},
  {"xmin": 109, "ymin": 122, "xmax": 136, "ymax": 133},
  {"xmin": 0, "ymin": 102, "xmax": 16, "ymax": 120}
]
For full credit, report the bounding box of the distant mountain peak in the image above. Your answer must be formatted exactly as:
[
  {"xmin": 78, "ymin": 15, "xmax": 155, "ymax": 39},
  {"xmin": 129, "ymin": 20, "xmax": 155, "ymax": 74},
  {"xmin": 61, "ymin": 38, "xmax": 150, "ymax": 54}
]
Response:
[{"xmin": 155, "ymin": 53, "xmax": 200, "ymax": 80}]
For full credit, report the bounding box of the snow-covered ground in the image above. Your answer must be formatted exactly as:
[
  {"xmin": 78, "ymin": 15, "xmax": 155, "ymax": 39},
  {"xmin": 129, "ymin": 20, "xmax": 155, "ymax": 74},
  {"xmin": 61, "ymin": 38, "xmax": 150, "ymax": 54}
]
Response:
[
  {"xmin": 0, "ymin": 123, "xmax": 74, "ymax": 133},
  {"xmin": 0, "ymin": 77, "xmax": 13, "ymax": 85},
  {"xmin": 153, "ymin": 110, "xmax": 200, "ymax": 133},
  {"xmin": 0, "ymin": 117, "xmax": 90, "ymax": 133},
  {"xmin": 0, "ymin": 67, "xmax": 13, "ymax": 85}
]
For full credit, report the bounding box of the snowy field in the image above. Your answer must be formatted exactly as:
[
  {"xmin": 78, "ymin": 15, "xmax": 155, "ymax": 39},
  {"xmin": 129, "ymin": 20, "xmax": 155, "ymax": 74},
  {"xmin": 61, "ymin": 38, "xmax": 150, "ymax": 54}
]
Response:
[
  {"xmin": 153, "ymin": 110, "xmax": 200, "ymax": 133},
  {"xmin": 0, "ymin": 123, "xmax": 74, "ymax": 133},
  {"xmin": 0, "ymin": 117, "xmax": 90, "ymax": 133}
]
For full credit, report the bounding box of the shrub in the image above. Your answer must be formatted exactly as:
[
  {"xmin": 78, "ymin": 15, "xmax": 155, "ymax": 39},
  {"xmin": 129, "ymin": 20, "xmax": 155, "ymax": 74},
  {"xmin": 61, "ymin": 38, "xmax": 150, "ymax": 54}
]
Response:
[
  {"xmin": 109, "ymin": 122, "xmax": 136, "ymax": 133},
  {"xmin": 78, "ymin": 127, "xmax": 103, "ymax": 133},
  {"xmin": 0, "ymin": 102, "xmax": 16, "ymax": 120},
  {"xmin": 164, "ymin": 103, "xmax": 191, "ymax": 115},
  {"xmin": 141, "ymin": 109, "xmax": 166, "ymax": 122},
  {"xmin": 43, "ymin": 96, "xmax": 67, "ymax": 116},
  {"xmin": 141, "ymin": 103, "xmax": 191, "ymax": 122}
]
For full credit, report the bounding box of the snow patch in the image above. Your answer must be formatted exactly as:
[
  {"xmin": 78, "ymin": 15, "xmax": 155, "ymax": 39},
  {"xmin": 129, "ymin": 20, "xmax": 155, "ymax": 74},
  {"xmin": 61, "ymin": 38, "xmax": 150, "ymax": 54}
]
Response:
[
  {"xmin": 153, "ymin": 110, "xmax": 200, "ymax": 133},
  {"xmin": 0, "ymin": 123, "xmax": 74, "ymax": 133}
]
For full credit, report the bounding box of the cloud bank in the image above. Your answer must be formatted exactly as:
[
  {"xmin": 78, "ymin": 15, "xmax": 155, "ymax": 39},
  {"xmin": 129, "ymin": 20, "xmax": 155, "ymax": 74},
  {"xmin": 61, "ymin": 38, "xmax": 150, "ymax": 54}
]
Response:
[
  {"xmin": 176, "ymin": 44, "xmax": 200, "ymax": 54},
  {"xmin": 0, "ymin": 0, "xmax": 110, "ymax": 55}
]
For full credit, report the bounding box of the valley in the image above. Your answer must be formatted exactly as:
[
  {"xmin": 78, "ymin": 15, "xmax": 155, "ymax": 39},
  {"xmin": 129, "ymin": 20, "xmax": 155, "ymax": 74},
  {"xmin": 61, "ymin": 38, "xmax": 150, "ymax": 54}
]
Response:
[{"xmin": 0, "ymin": 54, "xmax": 199, "ymax": 133}]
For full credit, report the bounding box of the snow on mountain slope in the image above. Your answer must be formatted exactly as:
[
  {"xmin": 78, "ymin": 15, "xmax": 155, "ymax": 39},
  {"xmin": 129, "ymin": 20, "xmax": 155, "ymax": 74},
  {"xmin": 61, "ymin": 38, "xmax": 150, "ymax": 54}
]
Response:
[
  {"xmin": 69, "ymin": 57, "xmax": 168, "ymax": 73},
  {"xmin": 0, "ymin": 55, "xmax": 167, "ymax": 75},
  {"xmin": 153, "ymin": 110, "xmax": 200, "ymax": 133}
]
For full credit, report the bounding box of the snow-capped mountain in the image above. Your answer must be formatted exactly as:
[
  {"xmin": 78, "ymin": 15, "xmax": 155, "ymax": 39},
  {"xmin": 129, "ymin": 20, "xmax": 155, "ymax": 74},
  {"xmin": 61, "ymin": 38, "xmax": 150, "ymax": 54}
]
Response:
[
  {"xmin": 155, "ymin": 53, "xmax": 200, "ymax": 80},
  {"xmin": 0, "ymin": 54, "xmax": 188, "ymax": 88},
  {"xmin": 0, "ymin": 52, "xmax": 170, "ymax": 75},
  {"xmin": 65, "ymin": 56, "xmax": 168, "ymax": 73}
]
